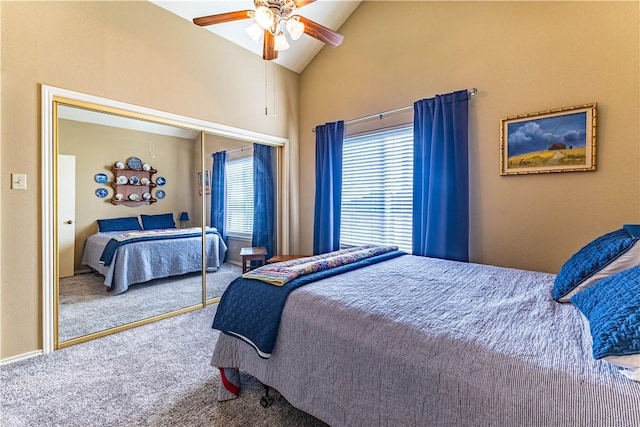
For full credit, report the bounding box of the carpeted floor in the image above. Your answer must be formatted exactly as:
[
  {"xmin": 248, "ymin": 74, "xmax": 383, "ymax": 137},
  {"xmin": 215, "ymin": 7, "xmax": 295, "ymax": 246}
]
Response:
[
  {"xmin": 0, "ymin": 304, "xmax": 328, "ymax": 427},
  {"xmin": 59, "ymin": 262, "xmax": 241, "ymax": 342}
]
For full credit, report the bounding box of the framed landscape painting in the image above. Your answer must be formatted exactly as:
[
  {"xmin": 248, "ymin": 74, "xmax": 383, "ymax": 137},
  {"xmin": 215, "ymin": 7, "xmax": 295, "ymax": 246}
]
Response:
[
  {"xmin": 500, "ymin": 103, "xmax": 597, "ymax": 175},
  {"xmin": 198, "ymin": 171, "xmax": 210, "ymax": 195}
]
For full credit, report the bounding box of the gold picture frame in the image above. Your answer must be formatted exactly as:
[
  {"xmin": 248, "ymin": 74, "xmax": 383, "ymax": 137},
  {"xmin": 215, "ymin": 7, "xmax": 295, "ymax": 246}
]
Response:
[
  {"xmin": 198, "ymin": 171, "xmax": 210, "ymax": 195},
  {"xmin": 500, "ymin": 103, "xmax": 597, "ymax": 175}
]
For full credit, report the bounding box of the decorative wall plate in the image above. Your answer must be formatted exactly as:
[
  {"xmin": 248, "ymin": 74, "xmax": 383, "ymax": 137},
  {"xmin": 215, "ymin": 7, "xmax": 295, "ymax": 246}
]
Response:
[
  {"xmin": 115, "ymin": 161, "xmax": 125, "ymax": 169},
  {"xmin": 155, "ymin": 190, "xmax": 166, "ymax": 199},
  {"xmin": 129, "ymin": 176, "xmax": 140, "ymax": 185},
  {"xmin": 142, "ymin": 192, "xmax": 151, "ymax": 200},
  {"xmin": 94, "ymin": 173, "xmax": 108, "ymax": 183},
  {"xmin": 155, "ymin": 176, "xmax": 166, "ymax": 186},
  {"xmin": 117, "ymin": 175, "xmax": 128, "ymax": 184},
  {"xmin": 128, "ymin": 193, "xmax": 140, "ymax": 201},
  {"xmin": 126, "ymin": 156, "xmax": 143, "ymax": 170},
  {"xmin": 95, "ymin": 188, "xmax": 108, "ymax": 198},
  {"xmin": 115, "ymin": 193, "xmax": 124, "ymax": 201},
  {"xmin": 140, "ymin": 177, "xmax": 150, "ymax": 185},
  {"xmin": 142, "ymin": 163, "xmax": 152, "ymax": 171}
]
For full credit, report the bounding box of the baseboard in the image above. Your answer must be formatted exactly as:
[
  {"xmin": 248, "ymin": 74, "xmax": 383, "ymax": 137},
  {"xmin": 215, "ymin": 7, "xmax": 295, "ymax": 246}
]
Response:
[
  {"xmin": 74, "ymin": 268, "xmax": 92, "ymax": 275},
  {"xmin": 0, "ymin": 350, "xmax": 42, "ymax": 366}
]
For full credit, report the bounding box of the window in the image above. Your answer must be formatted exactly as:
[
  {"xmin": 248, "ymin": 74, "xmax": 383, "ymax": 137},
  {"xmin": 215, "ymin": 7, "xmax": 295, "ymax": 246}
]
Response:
[
  {"xmin": 225, "ymin": 156, "xmax": 253, "ymax": 237},
  {"xmin": 340, "ymin": 126, "xmax": 413, "ymax": 253}
]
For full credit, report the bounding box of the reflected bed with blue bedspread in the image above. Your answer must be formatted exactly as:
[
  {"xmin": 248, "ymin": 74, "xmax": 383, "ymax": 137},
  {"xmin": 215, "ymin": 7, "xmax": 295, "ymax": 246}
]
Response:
[{"xmin": 81, "ymin": 227, "xmax": 226, "ymax": 294}]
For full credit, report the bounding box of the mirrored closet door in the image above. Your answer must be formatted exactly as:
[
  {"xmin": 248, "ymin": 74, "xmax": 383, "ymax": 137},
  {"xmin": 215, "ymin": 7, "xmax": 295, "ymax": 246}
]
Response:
[
  {"xmin": 44, "ymin": 86, "xmax": 288, "ymax": 352},
  {"xmin": 55, "ymin": 102, "xmax": 207, "ymax": 346}
]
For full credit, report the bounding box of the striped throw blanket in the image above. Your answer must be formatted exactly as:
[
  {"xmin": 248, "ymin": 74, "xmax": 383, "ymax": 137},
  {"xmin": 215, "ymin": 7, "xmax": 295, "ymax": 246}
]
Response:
[{"xmin": 243, "ymin": 245, "xmax": 399, "ymax": 286}]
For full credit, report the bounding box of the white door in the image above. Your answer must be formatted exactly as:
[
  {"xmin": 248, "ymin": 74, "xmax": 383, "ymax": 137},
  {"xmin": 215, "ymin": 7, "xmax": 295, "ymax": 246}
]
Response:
[{"xmin": 58, "ymin": 155, "xmax": 76, "ymax": 278}]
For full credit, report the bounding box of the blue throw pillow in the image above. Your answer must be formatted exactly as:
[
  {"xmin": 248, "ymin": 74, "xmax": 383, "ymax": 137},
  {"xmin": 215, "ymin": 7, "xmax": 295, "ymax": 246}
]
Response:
[
  {"xmin": 97, "ymin": 217, "xmax": 142, "ymax": 233},
  {"xmin": 571, "ymin": 266, "xmax": 640, "ymax": 380},
  {"xmin": 553, "ymin": 228, "xmax": 640, "ymax": 302},
  {"xmin": 140, "ymin": 213, "xmax": 176, "ymax": 230}
]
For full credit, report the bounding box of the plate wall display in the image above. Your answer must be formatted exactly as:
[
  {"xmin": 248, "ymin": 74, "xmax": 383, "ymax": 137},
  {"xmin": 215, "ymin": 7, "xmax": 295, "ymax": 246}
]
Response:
[
  {"xmin": 94, "ymin": 173, "xmax": 108, "ymax": 184},
  {"xmin": 115, "ymin": 193, "xmax": 124, "ymax": 201},
  {"xmin": 155, "ymin": 190, "xmax": 166, "ymax": 199},
  {"xmin": 142, "ymin": 163, "xmax": 152, "ymax": 171},
  {"xmin": 95, "ymin": 188, "xmax": 108, "ymax": 198},
  {"xmin": 128, "ymin": 193, "xmax": 140, "ymax": 201},
  {"xmin": 140, "ymin": 177, "xmax": 150, "ymax": 185},
  {"xmin": 126, "ymin": 156, "xmax": 143, "ymax": 170},
  {"xmin": 142, "ymin": 192, "xmax": 151, "ymax": 200},
  {"xmin": 155, "ymin": 176, "xmax": 166, "ymax": 186},
  {"xmin": 129, "ymin": 176, "xmax": 140, "ymax": 185},
  {"xmin": 115, "ymin": 161, "xmax": 125, "ymax": 169},
  {"xmin": 117, "ymin": 175, "xmax": 128, "ymax": 184}
]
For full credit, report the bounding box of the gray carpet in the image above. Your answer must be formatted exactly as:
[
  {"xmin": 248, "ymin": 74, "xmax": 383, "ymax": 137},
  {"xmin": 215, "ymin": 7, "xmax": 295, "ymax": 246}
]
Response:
[
  {"xmin": 59, "ymin": 263, "xmax": 241, "ymax": 342},
  {"xmin": 0, "ymin": 304, "xmax": 328, "ymax": 427}
]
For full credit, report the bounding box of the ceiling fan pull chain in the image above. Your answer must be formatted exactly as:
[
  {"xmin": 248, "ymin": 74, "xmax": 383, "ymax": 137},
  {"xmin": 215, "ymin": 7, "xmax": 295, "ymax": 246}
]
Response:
[
  {"xmin": 272, "ymin": 63, "xmax": 277, "ymax": 118},
  {"xmin": 264, "ymin": 62, "xmax": 269, "ymax": 116}
]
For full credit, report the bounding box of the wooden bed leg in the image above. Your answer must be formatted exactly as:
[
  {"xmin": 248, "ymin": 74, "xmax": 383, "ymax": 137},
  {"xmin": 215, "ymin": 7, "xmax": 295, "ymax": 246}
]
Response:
[{"xmin": 260, "ymin": 384, "xmax": 274, "ymax": 408}]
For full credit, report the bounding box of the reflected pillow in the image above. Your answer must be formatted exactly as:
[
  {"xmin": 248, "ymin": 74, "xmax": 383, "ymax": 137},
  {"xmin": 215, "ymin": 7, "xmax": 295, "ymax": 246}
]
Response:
[
  {"xmin": 571, "ymin": 266, "xmax": 640, "ymax": 381},
  {"xmin": 140, "ymin": 213, "xmax": 176, "ymax": 230},
  {"xmin": 97, "ymin": 216, "xmax": 142, "ymax": 233},
  {"xmin": 553, "ymin": 228, "xmax": 640, "ymax": 302}
]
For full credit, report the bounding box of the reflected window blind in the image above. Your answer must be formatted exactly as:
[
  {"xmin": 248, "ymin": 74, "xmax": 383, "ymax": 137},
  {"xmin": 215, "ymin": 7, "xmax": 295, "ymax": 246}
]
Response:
[
  {"xmin": 225, "ymin": 156, "xmax": 253, "ymax": 237},
  {"xmin": 340, "ymin": 126, "xmax": 413, "ymax": 253}
]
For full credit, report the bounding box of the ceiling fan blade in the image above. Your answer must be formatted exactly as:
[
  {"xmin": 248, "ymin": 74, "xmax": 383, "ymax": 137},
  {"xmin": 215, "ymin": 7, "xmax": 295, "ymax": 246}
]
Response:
[
  {"xmin": 263, "ymin": 30, "xmax": 278, "ymax": 60},
  {"xmin": 193, "ymin": 10, "xmax": 252, "ymax": 27},
  {"xmin": 297, "ymin": 16, "xmax": 344, "ymax": 48},
  {"xmin": 293, "ymin": 0, "xmax": 316, "ymax": 8}
]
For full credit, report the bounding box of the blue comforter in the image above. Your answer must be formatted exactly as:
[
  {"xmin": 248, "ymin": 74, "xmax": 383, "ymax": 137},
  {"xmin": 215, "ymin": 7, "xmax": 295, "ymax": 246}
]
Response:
[
  {"xmin": 100, "ymin": 229, "xmax": 220, "ymax": 266},
  {"xmin": 212, "ymin": 250, "xmax": 405, "ymax": 358}
]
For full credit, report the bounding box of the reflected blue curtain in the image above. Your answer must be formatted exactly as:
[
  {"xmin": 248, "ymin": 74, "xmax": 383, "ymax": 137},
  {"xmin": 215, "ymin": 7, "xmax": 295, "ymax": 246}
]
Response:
[
  {"xmin": 211, "ymin": 151, "xmax": 226, "ymax": 239},
  {"xmin": 412, "ymin": 90, "xmax": 469, "ymax": 261},
  {"xmin": 252, "ymin": 143, "xmax": 276, "ymax": 259},
  {"xmin": 313, "ymin": 121, "xmax": 344, "ymax": 255}
]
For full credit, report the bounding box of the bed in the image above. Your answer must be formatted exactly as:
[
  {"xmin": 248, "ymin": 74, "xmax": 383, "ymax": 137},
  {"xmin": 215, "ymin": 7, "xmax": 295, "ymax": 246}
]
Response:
[
  {"xmin": 81, "ymin": 226, "xmax": 227, "ymax": 294},
  {"xmin": 210, "ymin": 246, "xmax": 640, "ymax": 426}
]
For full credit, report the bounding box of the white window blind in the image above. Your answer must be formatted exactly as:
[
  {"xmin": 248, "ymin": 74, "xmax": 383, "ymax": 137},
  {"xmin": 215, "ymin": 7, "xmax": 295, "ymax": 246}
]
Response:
[
  {"xmin": 225, "ymin": 156, "xmax": 253, "ymax": 237},
  {"xmin": 340, "ymin": 126, "xmax": 413, "ymax": 253}
]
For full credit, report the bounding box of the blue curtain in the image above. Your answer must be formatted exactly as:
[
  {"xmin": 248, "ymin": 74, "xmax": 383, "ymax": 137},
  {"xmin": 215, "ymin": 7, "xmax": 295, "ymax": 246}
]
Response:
[
  {"xmin": 313, "ymin": 121, "xmax": 345, "ymax": 255},
  {"xmin": 412, "ymin": 90, "xmax": 469, "ymax": 261},
  {"xmin": 210, "ymin": 151, "xmax": 226, "ymax": 239},
  {"xmin": 252, "ymin": 144, "xmax": 276, "ymax": 259}
]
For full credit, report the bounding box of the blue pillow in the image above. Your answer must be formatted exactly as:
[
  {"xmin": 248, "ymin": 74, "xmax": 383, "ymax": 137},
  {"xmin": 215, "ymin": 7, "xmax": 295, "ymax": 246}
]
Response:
[
  {"xmin": 571, "ymin": 266, "xmax": 640, "ymax": 368},
  {"xmin": 140, "ymin": 213, "xmax": 176, "ymax": 230},
  {"xmin": 97, "ymin": 217, "xmax": 142, "ymax": 232},
  {"xmin": 553, "ymin": 228, "xmax": 640, "ymax": 302}
]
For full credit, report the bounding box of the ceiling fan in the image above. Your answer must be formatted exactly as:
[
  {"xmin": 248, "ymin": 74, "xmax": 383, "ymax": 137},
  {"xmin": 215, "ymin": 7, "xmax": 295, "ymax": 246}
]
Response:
[{"xmin": 193, "ymin": 0, "xmax": 344, "ymax": 61}]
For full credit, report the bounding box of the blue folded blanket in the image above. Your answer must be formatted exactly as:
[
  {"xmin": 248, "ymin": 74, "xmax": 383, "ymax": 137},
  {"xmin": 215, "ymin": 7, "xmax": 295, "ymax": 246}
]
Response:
[{"xmin": 212, "ymin": 250, "xmax": 406, "ymax": 358}]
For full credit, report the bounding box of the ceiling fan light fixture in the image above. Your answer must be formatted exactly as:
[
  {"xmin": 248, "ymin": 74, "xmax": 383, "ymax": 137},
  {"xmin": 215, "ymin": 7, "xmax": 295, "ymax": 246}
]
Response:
[
  {"xmin": 285, "ymin": 18, "xmax": 304, "ymax": 41},
  {"xmin": 254, "ymin": 6, "xmax": 273, "ymax": 30},
  {"xmin": 245, "ymin": 22, "xmax": 263, "ymax": 43},
  {"xmin": 274, "ymin": 32, "xmax": 290, "ymax": 51}
]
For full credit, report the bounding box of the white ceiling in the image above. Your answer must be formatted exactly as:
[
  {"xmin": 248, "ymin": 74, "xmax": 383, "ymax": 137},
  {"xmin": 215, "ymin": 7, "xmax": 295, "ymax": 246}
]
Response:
[
  {"xmin": 58, "ymin": 105, "xmax": 200, "ymax": 140},
  {"xmin": 149, "ymin": 0, "xmax": 361, "ymax": 73}
]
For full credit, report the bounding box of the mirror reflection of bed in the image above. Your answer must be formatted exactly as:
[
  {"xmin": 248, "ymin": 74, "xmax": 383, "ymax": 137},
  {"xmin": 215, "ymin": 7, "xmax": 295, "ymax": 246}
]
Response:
[{"xmin": 55, "ymin": 105, "xmax": 256, "ymax": 344}]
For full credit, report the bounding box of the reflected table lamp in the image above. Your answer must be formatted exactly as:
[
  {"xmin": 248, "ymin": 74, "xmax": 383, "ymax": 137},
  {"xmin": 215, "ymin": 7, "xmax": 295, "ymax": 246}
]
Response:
[{"xmin": 179, "ymin": 211, "xmax": 189, "ymax": 228}]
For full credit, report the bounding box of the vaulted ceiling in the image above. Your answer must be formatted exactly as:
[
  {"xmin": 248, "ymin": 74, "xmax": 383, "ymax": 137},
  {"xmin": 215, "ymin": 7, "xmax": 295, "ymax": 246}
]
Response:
[{"xmin": 149, "ymin": 1, "xmax": 361, "ymax": 73}]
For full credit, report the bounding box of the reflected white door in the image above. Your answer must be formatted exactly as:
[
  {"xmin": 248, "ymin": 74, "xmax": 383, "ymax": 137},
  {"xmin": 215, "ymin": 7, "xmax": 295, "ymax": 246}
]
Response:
[{"xmin": 58, "ymin": 154, "xmax": 76, "ymax": 278}]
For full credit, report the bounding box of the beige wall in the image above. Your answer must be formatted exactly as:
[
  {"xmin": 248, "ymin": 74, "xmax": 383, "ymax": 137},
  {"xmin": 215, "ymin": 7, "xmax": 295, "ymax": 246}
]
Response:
[
  {"xmin": 58, "ymin": 119, "xmax": 199, "ymax": 270},
  {"xmin": 300, "ymin": 1, "xmax": 640, "ymax": 273},
  {"xmin": 0, "ymin": 1, "xmax": 300, "ymax": 359}
]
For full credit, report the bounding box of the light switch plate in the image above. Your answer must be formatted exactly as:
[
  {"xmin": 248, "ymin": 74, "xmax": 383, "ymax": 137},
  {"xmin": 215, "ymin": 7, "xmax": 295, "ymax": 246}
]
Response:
[{"xmin": 11, "ymin": 173, "xmax": 27, "ymax": 190}]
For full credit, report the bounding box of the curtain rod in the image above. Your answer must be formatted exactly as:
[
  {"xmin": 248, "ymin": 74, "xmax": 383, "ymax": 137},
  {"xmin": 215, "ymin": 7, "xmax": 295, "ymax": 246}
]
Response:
[
  {"xmin": 213, "ymin": 144, "xmax": 253, "ymax": 156},
  {"xmin": 312, "ymin": 88, "xmax": 478, "ymax": 132}
]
